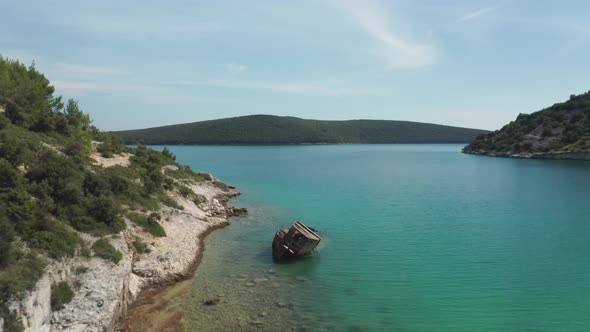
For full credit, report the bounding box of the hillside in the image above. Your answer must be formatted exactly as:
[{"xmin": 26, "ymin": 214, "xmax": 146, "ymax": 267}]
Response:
[
  {"xmin": 0, "ymin": 57, "xmax": 241, "ymax": 331},
  {"xmin": 113, "ymin": 115, "xmax": 487, "ymax": 145},
  {"xmin": 463, "ymin": 92, "xmax": 590, "ymax": 160}
]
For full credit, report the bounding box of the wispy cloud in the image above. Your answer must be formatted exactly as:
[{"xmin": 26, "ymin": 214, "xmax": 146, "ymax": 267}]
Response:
[
  {"xmin": 225, "ymin": 63, "xmax": 248, "ymax": 75},
  {"xmin": 458, "ymin": 6, "xmax": 496, "ymax": 22},
  {"xmin": 52, "ymin": 79, "xmax": 224, "ymax": 105},
  {"xmin": 50, "ymin": 14, "xmax": 223, "ymax": 42},
  {"xmin": 0, "ymin": 48, "xmax": 38, "ymax": 64},
  {"xmin": 332, "ymin": 0, "xmax": 435, "ymax": 69},
  {"xmin": 182, "ymin": 78, "xmax": 371, "ymax": 96},
  {"xmin": 496, "ymin": 16, "xmax": 590, "ymax": 36},
  {"xmin": 50, "ymin": 63, "xmax": 123, "ymax": 78}
]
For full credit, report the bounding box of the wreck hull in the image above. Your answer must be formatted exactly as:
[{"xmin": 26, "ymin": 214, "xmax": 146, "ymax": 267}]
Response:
[
  {"xmin": 271, "ymin": 223, "xmax": 321, "ymax": 260},
  {"xmin": 272, "ymin": 237, "xmax": 297, "ymax": 260}
]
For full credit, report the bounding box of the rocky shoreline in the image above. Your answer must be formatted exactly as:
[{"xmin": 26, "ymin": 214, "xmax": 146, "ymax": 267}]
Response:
[
  {"xmin": 5, "ymin": 172, "xmax": 243, "ymax": 332},
  {"xmin": 463, "ymin": 149, "xmax": 590, "ymax": 161}
]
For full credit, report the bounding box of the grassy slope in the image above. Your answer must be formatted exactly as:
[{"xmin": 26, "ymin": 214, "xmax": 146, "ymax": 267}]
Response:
[
  {"xmin": 113, "ymin": 115, "xmax": 488, "ymax": 145},
  {"xmin": 463, "ymin": 92, "xmax": 590, "ymax": 157}
]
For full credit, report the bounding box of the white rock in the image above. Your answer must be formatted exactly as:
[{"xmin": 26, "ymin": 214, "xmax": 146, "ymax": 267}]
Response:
[{"xmin": 7, "ymin": 179, "xmax": 237, "ymax": 332}]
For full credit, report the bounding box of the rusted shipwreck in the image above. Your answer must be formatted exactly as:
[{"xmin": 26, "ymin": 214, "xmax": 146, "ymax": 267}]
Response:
[{"xmin": 272, "ymin": 221, "xmax": 322, "ymax": 260}]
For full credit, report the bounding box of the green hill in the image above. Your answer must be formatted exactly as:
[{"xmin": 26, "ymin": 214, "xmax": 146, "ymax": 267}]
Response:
[
  {"xmin": 463, "ymin": 92, "xmax": 590, "ymax": 160},
  {"xmin": 0, "ymin": 56, "xmax": 207, "ymax": 325},
  {"xmin": 113, "ymin": 115, "xmax": 487, "ymax": 145}
]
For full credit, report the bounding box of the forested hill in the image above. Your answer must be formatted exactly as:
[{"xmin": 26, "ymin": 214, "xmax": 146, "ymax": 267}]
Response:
[
  {"xmin": 113, "ymin": 115, "xmax": 487, "ymax": 145},
  {"xmin": 463, "ymin": 92, "xmax": 590, "ymax": 160},
  {"xmin": 0, "ymin": 56, "xmax": 209, "ymax": 327}
]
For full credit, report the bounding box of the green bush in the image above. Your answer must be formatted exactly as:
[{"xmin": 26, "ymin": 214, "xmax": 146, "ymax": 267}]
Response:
[
  {"xmin": 0, "ymin": 113, "xmax": 9, "ymax": 130},
  {"xmin": 96, "ymin": 142, "xmax": 114, "ymax": 158},
  {"xmin": 75, "ymin": 266, "xmax": 88, "ymax": 274},
  {"xmin": 28, "ymin": 219, "xmax": 78, "ymax": 259},
  {"xmin": 0, "ymin": 246, "xmax": 47, "ymax": 300},
  {"xmin": 91, "ymin": 238, "xmax": 123, "ymax": 264},
  {"xmin": 50, "ymin": 281, "xmax": 74, "ymax": 311},
  {"xmin": 161, "ymin": 195, "xmax": 184, "ymax": 210},
  {"xmin": 132, "ymin": 237, "xmax": 150, "ymax": 254},
  {"xmin": 80, "ymin": 241, "xmax": 91, "ymax": 258},
  {"xmin": 0, "ymin": 214, "xmax": 15, "ymax": 267},
  {"xmin": 177, "ymin": 184, "xmax": 194, "ymax": 198},
  {"xmin": 127, "ymin": 212, "xmax": 166, "ymax": 237},
  {"xmin": 86, "ymin": 195, "xmax": 124, "ymax": 232}
]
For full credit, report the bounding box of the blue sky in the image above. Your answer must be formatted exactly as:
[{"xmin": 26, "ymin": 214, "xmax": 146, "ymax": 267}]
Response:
[{"xmin": 2, "ymin": 0, "xmax": 590, "ymax": 131}]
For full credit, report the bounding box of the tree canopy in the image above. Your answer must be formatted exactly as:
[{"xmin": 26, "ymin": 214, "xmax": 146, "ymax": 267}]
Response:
[
  {"xmin": 113, "ymin": 115, "xmax": 487, "ymax": 145},
  {"xmin": 464, "ymin": 91, "xmax": 590, "ymax": 157}
]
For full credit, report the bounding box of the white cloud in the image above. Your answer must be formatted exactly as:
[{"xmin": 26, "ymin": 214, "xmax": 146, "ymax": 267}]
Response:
[
  {"xmin": 458, "ymin": 6, "xmax": 496, "ymax": 22},
  {"xmin": 225, "ymin": 63, "xmax": 248, "ymax": 74},
  {"xmin": 332, "ymin": 0, "xmax": 435, "ymax": 69}
]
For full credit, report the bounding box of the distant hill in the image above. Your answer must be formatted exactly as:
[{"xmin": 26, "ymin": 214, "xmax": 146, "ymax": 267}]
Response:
[
  {"xmin": 113, "ymin": 115, "xmax": 487, "ymax": 145},
  {"xmin": 463, "ymin": 92, "xmax": 590, "ymax": 160}
]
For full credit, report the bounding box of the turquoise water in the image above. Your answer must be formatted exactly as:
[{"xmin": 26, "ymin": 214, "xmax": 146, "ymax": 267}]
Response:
[{"xmin": 158, "ymin": 144, "xmax": 590, "ymax": 331}]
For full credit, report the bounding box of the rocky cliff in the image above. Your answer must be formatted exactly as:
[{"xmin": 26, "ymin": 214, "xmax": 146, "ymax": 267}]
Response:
[{"xmin": 6, "ymin": 171, "xmax": 240, "ymax": 332}]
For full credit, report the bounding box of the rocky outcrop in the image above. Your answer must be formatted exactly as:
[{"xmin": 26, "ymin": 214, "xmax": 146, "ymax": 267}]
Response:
[
  {"xmin": 197, "ymin": 172, "xmax": 214, "ymax": 182},
  {"xmin": 51, "ymin": 236, "xmax": 133, "ymax": 332},
  {"xmin": 6, "ymin": 179, "xmax": 242, "ymax": 332},
  {"xmin": 7, "ymin": 260, "xmax": 76, "ymax": 332}
]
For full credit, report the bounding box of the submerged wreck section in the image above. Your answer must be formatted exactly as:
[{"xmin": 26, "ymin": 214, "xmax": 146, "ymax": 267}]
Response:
[{"xmin": 272, "ymin": 222, "xmax": 322, "ymax": 260}]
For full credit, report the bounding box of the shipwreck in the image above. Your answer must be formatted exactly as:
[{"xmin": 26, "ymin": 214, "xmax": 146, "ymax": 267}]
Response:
[{"xmin": 272, "ymin": 221, "xmax": 322, "ymax": 260}]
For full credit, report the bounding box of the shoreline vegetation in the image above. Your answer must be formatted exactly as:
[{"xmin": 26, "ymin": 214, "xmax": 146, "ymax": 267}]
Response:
[
  {"xmin": 463, "ymin": 91, "xmax": 590, "ymax": 161},
  {"xmin": 0, "ymin": 56, "xmax": 245, "ymax": 331},
  {"xmin": 113, "ymin": 115, "xmax": 488, "ymax": 145}
]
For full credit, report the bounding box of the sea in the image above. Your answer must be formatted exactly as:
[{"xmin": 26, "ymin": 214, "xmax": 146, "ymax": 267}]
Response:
[{"xmin": 152, "ymin": 144, "xmax": 590, "ymax": 332}]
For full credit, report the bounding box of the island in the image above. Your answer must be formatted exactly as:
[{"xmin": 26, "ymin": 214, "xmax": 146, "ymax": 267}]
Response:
[
  {"xmin": 113, "ymin": 115, "xmax": 487, "ymax": 145},
  {"xmin": 463, "ymin": 92, "xmax": 590, "ymax": 160}
]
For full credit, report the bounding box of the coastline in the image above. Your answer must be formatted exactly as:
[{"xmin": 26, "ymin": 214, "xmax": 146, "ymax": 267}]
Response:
[
  {"xmin": 463, "ymin": 150, "xmax": 590, "ymax": 161},
  {"xmin": 117, "ymin": 220, "xmax": 230, "ymax": 332},
  {"xmin": 7, "ymin": 164, "xmax": 243, "ymax": 332}
]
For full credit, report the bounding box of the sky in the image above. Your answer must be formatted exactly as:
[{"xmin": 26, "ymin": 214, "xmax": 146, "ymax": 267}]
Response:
[{"xmin": 2, "ymin": 0, "xmax": 590, "ymax": 131}]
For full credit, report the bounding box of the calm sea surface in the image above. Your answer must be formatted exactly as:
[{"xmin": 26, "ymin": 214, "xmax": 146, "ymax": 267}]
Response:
[{"xmin": 154, "ymin": 144, "xmax": 590, "ymax": 332}]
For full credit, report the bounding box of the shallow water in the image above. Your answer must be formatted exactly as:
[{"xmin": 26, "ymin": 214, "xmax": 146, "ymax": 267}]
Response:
[{"xmin": 156, "ymin": 144, "xmax": 590, "ymax": 331}]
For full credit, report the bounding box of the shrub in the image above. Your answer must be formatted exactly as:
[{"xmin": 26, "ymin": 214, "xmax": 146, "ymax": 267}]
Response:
[
  {"xmin": 161, "ymin": 195, "xmax": 184, "ymax": 210},
  {"xmin": 86, "ymin": 195, "xmax": 124, "ymax": 232},
  {"xmin": 542, "ymin": 127, "xmax": 552, "ymax": 137},
  {"xmin": 0, "ymin": 132, "xmax": 28, "ymax": 166},
  {"xmin": 0, "ymin": 214, "xmax": 15, "ymax": 267},
  {"xmin": 0, "ymin": 159, "xmax": 20, "ymax": 189},
  {"xmin": 0, "ymin": 113, "xmax": 9, "ymax": 130},
  {"xmin": 80, "ymin": 241, "xmax": 91, "ymax": 258},
  {"xmin": 96, "ymin": 142, "xmax": 113, "ymax": 158},
  {"xmin": 50, "ymin": 281, "xmax": 74, "ymax": 311},
  {"xmin": 127, "ymin": 212, "xmax": 166, "ymax": 237},
  {"xmin": 0, "ymin": 247, "xmax": 47, "ymax": 300},
  {"xmin": 75, "ymin": 266, "xmax": 88, "ymax": 274},
  {"xmin": 177, "ymin": 184, "xmax": 194, "ymax": 198},
  {"xmin": 162, "ymin": 147, "xmax": 176, "ymax": 161},
  {"xmin": 64, "ymin": 142, "xmax": 86, "ymax": 162},
  {"xmin": 132, "ymin": 237, "xmax": 150, "ymax": 254},
  {"xmin": 91, "ymin": 238, "xmax": 122, "ymax": 264},
  {"xmin": 28, "ymin": 220, "xmax": 79, "ymax": 259}
]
